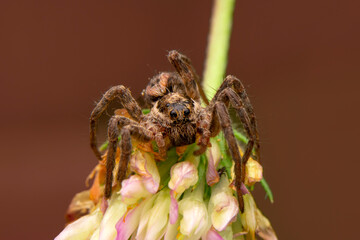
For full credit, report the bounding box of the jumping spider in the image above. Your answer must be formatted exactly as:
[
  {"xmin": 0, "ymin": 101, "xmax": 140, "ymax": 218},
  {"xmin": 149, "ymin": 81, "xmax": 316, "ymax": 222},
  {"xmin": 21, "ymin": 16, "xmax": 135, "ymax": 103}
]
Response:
[{"xmin": 89, "ymin": 50, "xmax": 260, "ymax": 211}]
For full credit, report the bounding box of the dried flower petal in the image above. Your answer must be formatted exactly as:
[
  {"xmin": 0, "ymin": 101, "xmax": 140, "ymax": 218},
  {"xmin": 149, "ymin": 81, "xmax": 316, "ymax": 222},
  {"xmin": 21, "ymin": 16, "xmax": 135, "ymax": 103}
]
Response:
[
  {"xmin": 245, "ymin": 158, "xmax": 263, "ymax": 186},
  {"xmin": 65, "ymin": 190, "xmax": 95, "ymax": 223},
  {"xmin": 255, "ymin": 208, "xmax": 278, "ymax": 240}
]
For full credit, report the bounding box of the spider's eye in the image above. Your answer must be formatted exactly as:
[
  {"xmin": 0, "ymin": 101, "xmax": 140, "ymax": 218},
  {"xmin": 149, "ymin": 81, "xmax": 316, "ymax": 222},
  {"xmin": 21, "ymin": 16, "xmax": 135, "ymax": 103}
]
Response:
[
  {"xmin": 166, "ymin": 103, "xmax": 170, "ymax": 107},
  {"xmin": 184, "ymin": 108, "xmax": 190, "ymax": 116},
  {"xmin": 170, "ymin": 110, "xmax": 177, "ymax": 118}
]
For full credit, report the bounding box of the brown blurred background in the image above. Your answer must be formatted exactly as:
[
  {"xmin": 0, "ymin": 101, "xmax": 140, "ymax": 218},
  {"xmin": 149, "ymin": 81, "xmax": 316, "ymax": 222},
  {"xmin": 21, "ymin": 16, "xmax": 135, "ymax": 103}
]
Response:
[{"xmin": 1, "ymin": 0, "xmax": 359, "ymax": 239}]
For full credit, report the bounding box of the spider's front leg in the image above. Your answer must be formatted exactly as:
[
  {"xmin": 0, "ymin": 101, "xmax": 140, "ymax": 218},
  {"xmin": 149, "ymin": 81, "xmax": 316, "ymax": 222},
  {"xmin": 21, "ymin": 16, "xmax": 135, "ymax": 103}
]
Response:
[
  {"xmin": 105, "ymin": 116, "xmax": 152, "ymax": 198},
  {"xmin": 90, "ymin": 85, "xmax": 143, "ymax": 160},
  {"xmin": 168, "ymin": 50, "xmax": 209, "ymax": 104}
]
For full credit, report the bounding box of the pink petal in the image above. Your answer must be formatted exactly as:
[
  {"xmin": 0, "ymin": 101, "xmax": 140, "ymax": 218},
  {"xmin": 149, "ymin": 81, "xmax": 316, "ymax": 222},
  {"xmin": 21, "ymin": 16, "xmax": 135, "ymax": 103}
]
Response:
[
  {"xmin": 206, "ymin": 151, "xmax": 219, "ymax": 186},
  {"xmin": 203, "ymin": 227, "xmax": 224, "ymax": 240},
  {"xmin": 115, "ymin": 199, "xmax": 147, "ymax": 240},
  {"xmin": 142, "ymin": 175, "xmax": 159, "ymax": 194},
  {"xmin": 100, "ymin": 197, "xmax": 108, "ymax": 214},
  {"xmin": 169, "ymin": 190, "xmax": 178, "ymax": 224},
  {"xmin": 168, "ymin": 161, "xmax": 198, "ymax": 195},
  {"xmin": 240, "ymin": 182, "xmax": 250, "ymax": 195},
  {"xmin": 130, "ymin": 151, "xmax": 160, "ymax": 194}
]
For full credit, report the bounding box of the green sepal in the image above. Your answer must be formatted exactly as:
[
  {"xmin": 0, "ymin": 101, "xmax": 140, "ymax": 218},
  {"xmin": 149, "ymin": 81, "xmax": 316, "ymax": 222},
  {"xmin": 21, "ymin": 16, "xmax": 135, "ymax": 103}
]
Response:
[{"xmin": 260, "ymin": 177, "xmax": 274, "ymax": 203}]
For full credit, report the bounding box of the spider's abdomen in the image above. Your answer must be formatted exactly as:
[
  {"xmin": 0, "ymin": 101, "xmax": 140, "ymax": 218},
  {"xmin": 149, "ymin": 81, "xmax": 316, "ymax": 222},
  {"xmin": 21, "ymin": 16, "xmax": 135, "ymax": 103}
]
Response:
[{"xmin": 167, "ymin": 123, "xmax": 197, "ymax": 146}]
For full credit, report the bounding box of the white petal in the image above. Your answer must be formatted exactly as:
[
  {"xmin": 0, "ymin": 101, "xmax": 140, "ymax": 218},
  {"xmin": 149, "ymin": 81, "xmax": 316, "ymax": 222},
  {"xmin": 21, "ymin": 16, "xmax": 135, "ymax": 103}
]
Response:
[
  {"xmin": 55, "ymin": 208, "xmax": 102, "ymax": 240},
  {"xmin": 143, "ymin": 190, "xmax": 171, "ymax": 240},
  {"xmin": 179, "ymin": 198, "xmax": 208, "ymax": 238},
  {"xmin": 99, "ymin": 193, "xmax": 127, "ymax": 240},
  {"xmin": 209, "ymin": 176, "xmax": 239, "ymax": 232},
  {"xmin": 240, "ymin": 193, "xmax": 257, "ymax": 240}
]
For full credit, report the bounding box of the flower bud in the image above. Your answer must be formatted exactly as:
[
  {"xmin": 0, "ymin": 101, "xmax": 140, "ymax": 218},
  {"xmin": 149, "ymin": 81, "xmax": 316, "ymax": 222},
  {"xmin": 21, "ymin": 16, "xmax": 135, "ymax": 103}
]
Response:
[
  {"xmin": 168, "ymin": 161, "xmax": 198, "ymax": 196},
  {"xmin": 178, "ymin": 183, "xmax": 209, "ymax": 239},
  {"xmin": 206, "ymin": 139, "xmax": 221, "ymax": 186},
  {"xmin": 209, "ymin": 175, "xmax": 239, "ymax": 232},
  {"xmin": 130, "ymin": 150, "xmax": 160, "ymax": 194},
  {"xmin": 119, "ymin": 175, "xmax": 151, "ymax": 204},
  {"xmin": 245, "ymin": 158, "xmax": 263, "ymax": 186}
]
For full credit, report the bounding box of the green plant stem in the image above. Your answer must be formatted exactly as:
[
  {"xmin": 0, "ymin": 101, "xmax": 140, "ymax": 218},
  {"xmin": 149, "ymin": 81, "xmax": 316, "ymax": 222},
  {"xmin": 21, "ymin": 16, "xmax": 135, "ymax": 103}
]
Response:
[{"xmin": 202, "ymin": 0, "xmax": 236, "ymax": 99}]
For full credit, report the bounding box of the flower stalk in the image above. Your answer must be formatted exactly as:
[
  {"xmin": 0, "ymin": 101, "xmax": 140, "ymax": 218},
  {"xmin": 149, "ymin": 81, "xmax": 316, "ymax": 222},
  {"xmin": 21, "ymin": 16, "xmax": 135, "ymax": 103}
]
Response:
[{"xmin": 202, "ymin": 0, "xmax": 236, "ymax": 100}]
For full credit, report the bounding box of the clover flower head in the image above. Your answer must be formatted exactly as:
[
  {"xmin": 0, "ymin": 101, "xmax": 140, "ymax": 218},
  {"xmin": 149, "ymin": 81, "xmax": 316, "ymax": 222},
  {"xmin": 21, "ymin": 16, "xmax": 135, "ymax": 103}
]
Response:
[{"xmin": 56, "ymin": 133, "xmax": 276, "ymax": 240}]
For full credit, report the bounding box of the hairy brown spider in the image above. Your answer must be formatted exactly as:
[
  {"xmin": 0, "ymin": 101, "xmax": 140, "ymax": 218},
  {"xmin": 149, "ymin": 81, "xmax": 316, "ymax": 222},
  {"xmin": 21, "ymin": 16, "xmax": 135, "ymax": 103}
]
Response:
[{"xmin": 89, "ymin": 50, "xmax": 260, "ymax": 211}]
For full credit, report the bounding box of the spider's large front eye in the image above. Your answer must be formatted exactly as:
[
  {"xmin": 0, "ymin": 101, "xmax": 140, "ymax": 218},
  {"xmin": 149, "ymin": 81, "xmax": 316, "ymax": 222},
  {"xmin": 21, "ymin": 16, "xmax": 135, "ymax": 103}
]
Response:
[
  {"xmin": 184, "ymin": 108, "xmax": 190, "ymax": 116},
  {"xmin": 170, "ymin": 110, "xmax": 177, "ymax": 118}
]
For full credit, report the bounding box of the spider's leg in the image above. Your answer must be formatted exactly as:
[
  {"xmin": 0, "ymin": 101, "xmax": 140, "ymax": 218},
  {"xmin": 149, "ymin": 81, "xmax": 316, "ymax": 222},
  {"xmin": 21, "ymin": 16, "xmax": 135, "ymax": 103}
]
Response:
[
  {"xmin": 143, "ymin": 72, "xmax": 187, "ymax": 106},
  {"xmin": 214, "ymin": 101, "xmax": 244, "ymax": 212},
  {"xmin": 217, "ymin": 88, "xmax": 256, "ymax": 167},
  {"xmin": 214, "ymin": 75, "xmax": 260, "ymax": 160},
  {"xmin": 90, "ymin": 85, "xmax": 143, "ymax": 160},
  {"xmin": 105, "ymin": 115, "xmax": 152, "ymax": 198},
  {"xmin": 167, "ymin": 50, "xmax": 209, "ymax": 104}
]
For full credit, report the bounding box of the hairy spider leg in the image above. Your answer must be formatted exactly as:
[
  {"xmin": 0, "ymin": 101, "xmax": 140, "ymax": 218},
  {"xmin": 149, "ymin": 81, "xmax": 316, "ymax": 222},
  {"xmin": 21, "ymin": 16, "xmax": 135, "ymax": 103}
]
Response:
[
  {"xmin": 194, "ymin": 76, "xmax": 259, "ymax": 212},
  {"xmin": 90, "ymin": 85, "xmax": 144, "ymax": 160},
  {"xmin": 217, "ymin": 88, "xmax": 256, "ymax": 168},
  {"xmin": 216, "ymin": 75, "xmax": 260, "ymax": 161},
  {"xmin": 215, "ymin": 102, "xmax": 245, "ymax": 212},
  {"xmin": 167, "ymin": 50, "xmax": 209, "ymax": 105},
  {"xmin": 105, "ymin": 116, "xmax": 152, "ymax": 198}
]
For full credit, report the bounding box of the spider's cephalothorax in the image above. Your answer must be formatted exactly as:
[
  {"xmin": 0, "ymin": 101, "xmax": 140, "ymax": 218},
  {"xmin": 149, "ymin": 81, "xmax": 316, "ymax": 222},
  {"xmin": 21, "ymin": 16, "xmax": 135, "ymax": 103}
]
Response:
[
  {"xmin": 89, "ymin": 50, "xmax": 260, "ymax": 212},
  {"xmin": 151, "ymin": 92, "xmax": 200, "ymax": 146}
]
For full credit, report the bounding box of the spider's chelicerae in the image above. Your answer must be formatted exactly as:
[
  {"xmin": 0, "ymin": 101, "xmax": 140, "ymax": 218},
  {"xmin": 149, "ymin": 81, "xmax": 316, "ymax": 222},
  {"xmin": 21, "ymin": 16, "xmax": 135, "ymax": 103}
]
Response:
[{"xmin": 89, "ymin": 50, "xmax": 260, "ymax": 211}]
